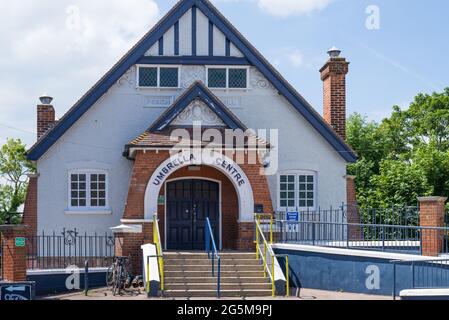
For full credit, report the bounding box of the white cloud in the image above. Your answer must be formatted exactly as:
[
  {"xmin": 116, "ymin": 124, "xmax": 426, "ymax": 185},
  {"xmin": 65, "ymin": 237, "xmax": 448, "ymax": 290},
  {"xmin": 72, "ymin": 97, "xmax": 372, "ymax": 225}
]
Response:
[
  {"xmin": 0, "ymin": 0, "xmax": 160, "ymax": 147},
  {"xmin": 257, "ymin": 0, "xmax": 334, "ymax": 17},
  {"xmin": 286, "ymin": 50, "xmax": 304, "ymax": 67},
  {"xmin": 213, "ymin": 0, "xmax": 334, "ymax": 17}
]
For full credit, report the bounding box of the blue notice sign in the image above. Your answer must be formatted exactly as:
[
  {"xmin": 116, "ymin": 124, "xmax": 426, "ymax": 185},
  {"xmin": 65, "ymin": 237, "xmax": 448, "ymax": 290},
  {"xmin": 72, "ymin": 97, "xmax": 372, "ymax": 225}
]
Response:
[
  {"xmin": 287, "ymin": 212, "xmax": 299, "ymax": 222},
  {"xmin": 286, "ymin": 212, "xmax": 299, "ymax": 232}
]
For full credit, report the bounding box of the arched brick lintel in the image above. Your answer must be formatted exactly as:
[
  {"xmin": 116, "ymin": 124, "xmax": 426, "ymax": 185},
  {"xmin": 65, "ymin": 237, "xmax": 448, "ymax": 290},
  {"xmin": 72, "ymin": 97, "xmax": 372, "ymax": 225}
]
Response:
[{"xmin": 144, "ymin": 151, "xmax": 255, "ymax": 222}]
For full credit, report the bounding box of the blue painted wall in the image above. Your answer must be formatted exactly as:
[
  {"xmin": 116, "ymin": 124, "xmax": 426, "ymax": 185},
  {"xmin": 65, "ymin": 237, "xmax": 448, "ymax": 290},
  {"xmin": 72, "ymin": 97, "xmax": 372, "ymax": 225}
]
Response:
[
  {"xmin": 274, "ymin": 248, "xmax": 449, "ymax": 296},
  {"xmin": 28, "ymin": 272, "xmax": 107, "ymax": 296}
]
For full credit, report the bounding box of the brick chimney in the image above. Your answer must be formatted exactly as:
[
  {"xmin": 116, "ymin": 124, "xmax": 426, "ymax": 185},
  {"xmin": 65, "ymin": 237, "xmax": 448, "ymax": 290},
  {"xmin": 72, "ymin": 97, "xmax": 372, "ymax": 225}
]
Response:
[
  {"xmin": 320, "ymin": 47, "xmax": 350, "ymax": 141},
  {"xmin": 37, "ymin": 94, "xmax": 55, "ymax": 139}
]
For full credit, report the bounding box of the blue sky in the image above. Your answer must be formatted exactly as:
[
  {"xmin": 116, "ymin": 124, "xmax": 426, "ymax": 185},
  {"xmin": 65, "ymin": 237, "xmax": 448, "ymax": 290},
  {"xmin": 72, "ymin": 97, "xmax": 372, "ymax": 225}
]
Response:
[{"xmin": 0, "ymin": 0, "xmax": 448, "ymax": 148}]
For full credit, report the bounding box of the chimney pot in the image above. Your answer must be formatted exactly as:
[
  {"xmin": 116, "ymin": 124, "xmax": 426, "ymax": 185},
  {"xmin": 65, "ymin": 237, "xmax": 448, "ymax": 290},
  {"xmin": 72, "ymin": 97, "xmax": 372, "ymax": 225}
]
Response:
[
  {"xmin": 327, "ymin": 46, "xmax": 341, "ymax": 58},
  {"xmin": 39, "ymin": 94, "xmax": 53, "ymax": 105}
]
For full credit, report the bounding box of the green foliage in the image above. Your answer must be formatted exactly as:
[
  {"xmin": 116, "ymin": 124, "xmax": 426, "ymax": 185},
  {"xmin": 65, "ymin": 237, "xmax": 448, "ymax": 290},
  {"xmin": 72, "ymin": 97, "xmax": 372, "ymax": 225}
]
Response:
[
  {"xmin": 348, "ymin": 88, "xmax": 449, "ymax": 208},
  {"xmin": 0, "ymin": 138, "xmax": 35, "ymax": 224}
]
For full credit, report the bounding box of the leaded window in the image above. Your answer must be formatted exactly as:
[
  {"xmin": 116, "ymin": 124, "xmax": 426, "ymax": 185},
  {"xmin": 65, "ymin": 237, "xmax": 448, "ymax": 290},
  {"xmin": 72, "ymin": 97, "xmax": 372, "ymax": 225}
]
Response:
[
  {"xmin": 139, "ymin": 67, "xmax": 157, "ymax": 87},
  {"xmin": 207, "ymin": 67, "xmax": 248, "ymax": 89},
  {"xmin": 229, "ymin": 68, "xmax": 247, "ymax": 88},
  {"xmin": 138, "ymin": 66, "xmax": 179, "ymax": 88},
  {"xmin": 160, "ymin": 67, "xmax": 179, "ymax": 88},
  {"xmin": 208, "ymin": 68, "xmax": 227, "ymax": 88}
]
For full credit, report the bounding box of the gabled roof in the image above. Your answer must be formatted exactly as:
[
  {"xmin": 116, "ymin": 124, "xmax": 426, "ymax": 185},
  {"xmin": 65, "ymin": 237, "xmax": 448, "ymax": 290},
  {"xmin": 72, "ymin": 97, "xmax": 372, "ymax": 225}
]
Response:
[
  {"xmin": 149, "ymin": 81, "xmax": 247, "ymax": 131},
  {"xmin": 27, "ymin": 0, "xmax": 357, "ymax": 162}
]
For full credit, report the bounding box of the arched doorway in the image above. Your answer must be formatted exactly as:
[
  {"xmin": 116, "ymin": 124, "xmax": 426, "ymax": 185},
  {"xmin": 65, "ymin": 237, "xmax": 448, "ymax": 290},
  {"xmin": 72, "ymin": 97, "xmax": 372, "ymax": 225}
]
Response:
[{"xmin": 166, "ymin": 179, "xmax": 220, "ymax": 250}]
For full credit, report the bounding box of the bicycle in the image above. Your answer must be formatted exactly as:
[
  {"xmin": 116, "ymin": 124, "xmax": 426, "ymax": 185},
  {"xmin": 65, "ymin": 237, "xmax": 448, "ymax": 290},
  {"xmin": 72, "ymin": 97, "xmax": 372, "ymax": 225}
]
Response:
[{"xmin": 106, "ymin": 256, "xmax": 132, "ymax": 296}]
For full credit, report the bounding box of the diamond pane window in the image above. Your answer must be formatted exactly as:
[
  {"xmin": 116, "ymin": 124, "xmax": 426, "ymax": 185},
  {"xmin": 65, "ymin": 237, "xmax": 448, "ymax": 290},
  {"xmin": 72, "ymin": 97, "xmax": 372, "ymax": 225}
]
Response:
[
  {"xmin": 139, "ymin": 67, "xmax": 157, "ymax": 87},
  {"xmin": 208, "ymin": 68, "xmax": 227, "ymax": 88},
  {"xmin": 160, "ymin": 67, "xmax": 179, "ymax": 88},
  {"xmin": 229, "ymin": 68, "xmax": 247, "ymax": 88}
]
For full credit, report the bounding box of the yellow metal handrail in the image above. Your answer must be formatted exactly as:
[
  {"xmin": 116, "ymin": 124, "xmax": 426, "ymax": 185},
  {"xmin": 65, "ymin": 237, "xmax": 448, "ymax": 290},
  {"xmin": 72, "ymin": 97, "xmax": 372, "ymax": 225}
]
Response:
[
  {"xmin": 146, "ymin": 214, "xmax": 165, "ymax": 295},
  {"xmin": 255, "ymin": 214, "xmax": 289, "ymax": 297}
]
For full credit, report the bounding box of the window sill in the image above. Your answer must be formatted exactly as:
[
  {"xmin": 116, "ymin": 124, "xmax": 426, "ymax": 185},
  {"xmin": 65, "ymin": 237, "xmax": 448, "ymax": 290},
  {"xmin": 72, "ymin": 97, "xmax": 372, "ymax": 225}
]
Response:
[{"xmin": 65, "ymin": 210, "xmax": 112, "ymax": 216}]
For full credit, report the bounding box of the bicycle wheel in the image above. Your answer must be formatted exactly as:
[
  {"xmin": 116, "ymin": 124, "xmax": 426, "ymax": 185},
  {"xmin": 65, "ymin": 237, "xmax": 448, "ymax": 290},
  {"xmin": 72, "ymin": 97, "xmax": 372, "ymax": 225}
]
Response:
[
  {"xmin": 113, "ymin": 268, "xmax": 122, "ymax": 296},
  {"xmin": 106, "ymin": 266, "xmax": 114, "ymax": 287}
]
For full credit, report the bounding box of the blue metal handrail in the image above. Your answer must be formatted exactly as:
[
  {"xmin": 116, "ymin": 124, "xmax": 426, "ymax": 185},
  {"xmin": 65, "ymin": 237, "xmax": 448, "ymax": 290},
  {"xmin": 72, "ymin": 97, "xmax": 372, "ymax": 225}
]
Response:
[
  {"xmin": 391, "ymin": 257, "xmax": 449, "ymax": 300},
  {"xmin": 205, "ymin": 217, "xmax": 221, "ymax": 298}
]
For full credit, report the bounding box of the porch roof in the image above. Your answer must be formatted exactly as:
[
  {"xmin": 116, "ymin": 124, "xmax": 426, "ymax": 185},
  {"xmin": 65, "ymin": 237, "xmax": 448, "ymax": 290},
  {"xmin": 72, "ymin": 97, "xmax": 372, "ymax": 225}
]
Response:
[{"xmin": 123, "ymin": 128, "xmax": 270, "ymax": 159}]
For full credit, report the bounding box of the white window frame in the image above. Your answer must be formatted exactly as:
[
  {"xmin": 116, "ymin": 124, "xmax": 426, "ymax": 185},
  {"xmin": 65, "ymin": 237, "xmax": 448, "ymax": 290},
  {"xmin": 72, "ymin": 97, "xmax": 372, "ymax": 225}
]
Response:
[
  {"xmin": 67, "ymin": 169, "xmax": 110, "ymax": 213},
  {"xmin": 206, "ymin": 65, "xmax": 250, "ymax": 90},
  {"xmin": 277, "ymin": 170, "xmax": 317, "ymax": 211},
  {"xmin": 136, "ymin": 64, "xmax": 181, "ymax": 89}
]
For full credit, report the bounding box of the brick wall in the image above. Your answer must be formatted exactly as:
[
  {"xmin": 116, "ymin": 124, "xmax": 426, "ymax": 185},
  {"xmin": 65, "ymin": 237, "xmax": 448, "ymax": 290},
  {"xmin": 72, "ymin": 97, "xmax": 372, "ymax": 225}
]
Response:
[
  {"xmin": 320, "ymin": 57, "xmax": 349, "ymax": 141},
  {"xmin": 237, "ymin": 222, "xmax": 255, "ymax": 251},
  {"xmin": 22, "ymin": 174, "xmax": 38, "ymax": 241},
  {"xmin": 0, "ymin": 226, "xmax": 29, "ymax": 282},
  {"xmin": 418, "ymin": 197, "xmax": 447, "ymax": 257},
  {"xmin": 120, "ymin": 150, "xmax": 273, "ymax": 267},
  {"xmin": 346, "ymin": 175, "xmax": 362, "ymax": 240},
  {"xmin": 114, "ymin": 222, "xmax": 153, "ymax": 275},
  {"xmin": 37, "ymin": 104, "xmax": 55, "ymax": 139}
]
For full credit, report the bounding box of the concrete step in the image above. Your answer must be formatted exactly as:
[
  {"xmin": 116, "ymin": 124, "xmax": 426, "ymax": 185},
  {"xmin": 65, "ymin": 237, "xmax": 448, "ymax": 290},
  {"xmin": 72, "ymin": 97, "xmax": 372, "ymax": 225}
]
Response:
[
  {"xmin": 165, "ymin": 277, "xmax": 269, "ymax": 284},
  {"xmin": 164, "ymin": 270, "xmax": 266, "ymax": 278},
  {"xmin": 165, "ymin": 283, "xmax": 272, "ymax": 291},
  {"xmin": 164, "ymin": 259, "xmax": 262, "ymax": 266},
  {"xmin": 163, "ymin": 289, "xmax": 273, "ymax": 298},
  {"xmin": 164, "ymin": 265, "xmax": 264, "ymax": 272},
  {"xmin": 164, "ymin": 252, "xmax": 257, "ymax": 260}
]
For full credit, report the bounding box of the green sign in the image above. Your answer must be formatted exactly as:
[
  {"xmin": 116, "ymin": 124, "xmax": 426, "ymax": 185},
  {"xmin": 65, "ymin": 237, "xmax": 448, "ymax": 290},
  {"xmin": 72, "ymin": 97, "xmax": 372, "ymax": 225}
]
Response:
[
  {"xmin": 15, "ymin": 237, "xmax": 26, "ymax": 247},
  {"xmin": 158, "ymin": 195, "xmax": 165, "ymax": 205}
]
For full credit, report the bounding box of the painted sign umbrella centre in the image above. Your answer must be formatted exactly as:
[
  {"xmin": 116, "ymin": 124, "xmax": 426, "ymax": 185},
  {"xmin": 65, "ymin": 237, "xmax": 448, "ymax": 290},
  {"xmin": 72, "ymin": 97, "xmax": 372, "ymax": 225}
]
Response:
[{"xmin": 145, "ymin": 151, "xmax": 254, "ymax": 222}]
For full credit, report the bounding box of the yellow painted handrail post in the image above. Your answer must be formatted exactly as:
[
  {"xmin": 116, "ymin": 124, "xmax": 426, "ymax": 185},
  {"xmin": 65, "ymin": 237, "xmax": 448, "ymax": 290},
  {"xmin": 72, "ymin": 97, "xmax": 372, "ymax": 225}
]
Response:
[
  {"xmin": 270, "ymin": 215, "xmax": 273, "ymax": 244},
  {"xmin": 146, "ymin": 256, "xmax": 150, "ymax": 295},
  {"xmin": 255, "ymin": 216, "xmax": 260, "ymax": 260},
  {"xmin": 271, "ymin": 257, "xmax": 275, "ymax": 297},
  {"xmin": 160, "ymin": 257, "xmax": 164, "ymax": 291},
  {"xmin": 285, "ymin": 256, "xmax": 290, "ymax": 297},
  {"xmin": 263, "ymin": 242, "xmax": 267, "ymax": 278}
]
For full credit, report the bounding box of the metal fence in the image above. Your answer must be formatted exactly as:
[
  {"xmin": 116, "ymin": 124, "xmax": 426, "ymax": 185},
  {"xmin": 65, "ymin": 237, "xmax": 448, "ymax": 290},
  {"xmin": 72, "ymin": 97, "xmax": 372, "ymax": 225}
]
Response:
[
  {"xmin": 264, "ymin": 205, "xmax": 449, "ymax": 255},
  {"xmin": 268, "ymin": 220, "xmax": 449, "ymax": 255},
  {"xmin": 392, "ymin": 258, "xmax": 449, "ymax": 299},
  {"xmin": 275, "ymin": 205, "xmax": 420, "ymax": 226},
  {"xmin": 27, "ymin": 229, "xmax": 115, "ymax": 270}
]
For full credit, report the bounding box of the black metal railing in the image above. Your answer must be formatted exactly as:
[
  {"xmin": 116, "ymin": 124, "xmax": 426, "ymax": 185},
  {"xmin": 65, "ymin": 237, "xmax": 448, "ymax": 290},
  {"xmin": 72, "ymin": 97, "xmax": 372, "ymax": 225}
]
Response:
[
  {"xmin": 27, "ymin": 229, "xmax": 115, "ymax": 270},
  {"xmin": 275, "ymin": 205, "xmax": 420, "ymax": 227},
  {"xmin": 262, "ymin": 219, "xmax": 449, "ymax": 255},
  {"xmin": 392, "ymin": 258, "xmax": 449, "ymax": 299}
]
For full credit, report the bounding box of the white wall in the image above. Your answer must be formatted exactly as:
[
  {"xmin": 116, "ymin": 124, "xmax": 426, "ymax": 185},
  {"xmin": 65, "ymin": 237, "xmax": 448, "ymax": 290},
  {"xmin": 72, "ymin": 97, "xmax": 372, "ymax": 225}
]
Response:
[{"xmin": 36, "ymin": 65, "xmax": 347, "ymax": 234}]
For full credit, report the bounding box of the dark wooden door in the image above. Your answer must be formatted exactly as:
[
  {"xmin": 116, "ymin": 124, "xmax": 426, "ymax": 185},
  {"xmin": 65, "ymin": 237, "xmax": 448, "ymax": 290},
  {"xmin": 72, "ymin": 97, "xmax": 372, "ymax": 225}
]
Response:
[{"xmin": 166, "ymin": 180, "xmax": 219, "ymax": 250}]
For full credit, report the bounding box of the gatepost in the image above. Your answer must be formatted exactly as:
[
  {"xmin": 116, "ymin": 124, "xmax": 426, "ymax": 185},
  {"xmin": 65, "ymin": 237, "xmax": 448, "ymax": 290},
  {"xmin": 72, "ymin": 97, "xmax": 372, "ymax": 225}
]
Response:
[
  {"xmin": 0, "ymin": 224, "xmax": 36, "ymax": 300},
  {"xmin": 418, "ymin": 197, "xmax": 447, "ymax": 257}
]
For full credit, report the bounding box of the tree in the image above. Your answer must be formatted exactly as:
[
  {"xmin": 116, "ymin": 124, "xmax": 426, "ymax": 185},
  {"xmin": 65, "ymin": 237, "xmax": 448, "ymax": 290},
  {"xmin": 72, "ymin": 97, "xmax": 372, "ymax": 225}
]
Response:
[
  {"xmin": 347, "ymin": 88, "xmax": 449, "ymax": 209},
  {"xmin": 0, "ymin": 139, "xmax": 35, "ymax": 224}
]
